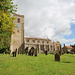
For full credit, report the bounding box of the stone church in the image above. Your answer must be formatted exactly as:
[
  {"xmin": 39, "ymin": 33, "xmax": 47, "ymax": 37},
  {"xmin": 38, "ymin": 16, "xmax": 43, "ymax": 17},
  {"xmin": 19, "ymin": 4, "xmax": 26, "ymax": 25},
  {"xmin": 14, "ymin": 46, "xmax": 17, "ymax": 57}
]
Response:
[{"xmin": 10, "ymin": 14, "xmax": 61, "ymax": 54}]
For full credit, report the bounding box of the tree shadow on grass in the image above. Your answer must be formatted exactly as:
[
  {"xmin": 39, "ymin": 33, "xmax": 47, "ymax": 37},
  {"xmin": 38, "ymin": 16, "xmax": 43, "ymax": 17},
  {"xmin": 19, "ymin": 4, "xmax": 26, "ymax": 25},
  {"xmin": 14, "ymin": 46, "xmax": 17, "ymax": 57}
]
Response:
[
  {"xmin": 10, "ymin": 55, "xmax": 16, "ymax": 57},
  {"xmin": 10, "ymin": 56, "xmax": 13, "ymax": 57},
  {"xmin": 63, "ymin": 62, "xmax": 74, "ymax": 63}
]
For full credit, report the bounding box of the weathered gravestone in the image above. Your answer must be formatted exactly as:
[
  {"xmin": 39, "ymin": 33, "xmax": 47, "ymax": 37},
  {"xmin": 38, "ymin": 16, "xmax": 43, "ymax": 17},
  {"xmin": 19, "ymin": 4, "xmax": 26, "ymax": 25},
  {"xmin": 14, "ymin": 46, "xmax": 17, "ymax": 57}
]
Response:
[
  {"xmin": 31, "ymin": 50, "xmax": 34, "ymax": 56},
  {"xmin": 13, "ymin": 52, "xmax": 15, "ymax": 57},
  {"xmin": 31, "ymin": 47, "xmax": 34, "ymax": 56},
  {"xmin": 34, "ymin": 48, "xmax": 38, "ymax": 56},
  {"xmin": 55, "ymin": 53, "xmax": 60, "ymax": 62},
  {"xmin": 45, "ymin": 51, "xmax": 48, "ymax": 55},
  {"xmin": 13, "ymin": 49, "xmax": 17, "ymax": 57},
  {"xmin": 28, "ymin": 47, "xmax": 34, "ymax": 56},
  {"xmin": 25, "ymin": 47, "xmax": 28, "ymax": 55},
  {"xmin": 28, "ymin": 49, "xmax": 31, "ymax": 56}
]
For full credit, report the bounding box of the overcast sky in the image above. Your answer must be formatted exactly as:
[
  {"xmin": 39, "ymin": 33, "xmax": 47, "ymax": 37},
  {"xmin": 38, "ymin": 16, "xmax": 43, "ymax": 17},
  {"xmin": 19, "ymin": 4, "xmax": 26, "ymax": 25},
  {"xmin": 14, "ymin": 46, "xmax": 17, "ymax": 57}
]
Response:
[{"xmin": 14, "ymin": 0, "xmax": 75, "ymax": 46}]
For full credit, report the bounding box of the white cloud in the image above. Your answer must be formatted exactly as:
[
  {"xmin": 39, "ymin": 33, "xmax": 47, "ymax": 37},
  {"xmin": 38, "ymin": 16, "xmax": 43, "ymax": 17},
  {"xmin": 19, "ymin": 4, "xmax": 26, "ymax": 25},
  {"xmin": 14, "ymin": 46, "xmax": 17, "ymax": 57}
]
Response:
[{"xmin": 14, "ymin": 0, "xmax": 75, "ymax": 45}]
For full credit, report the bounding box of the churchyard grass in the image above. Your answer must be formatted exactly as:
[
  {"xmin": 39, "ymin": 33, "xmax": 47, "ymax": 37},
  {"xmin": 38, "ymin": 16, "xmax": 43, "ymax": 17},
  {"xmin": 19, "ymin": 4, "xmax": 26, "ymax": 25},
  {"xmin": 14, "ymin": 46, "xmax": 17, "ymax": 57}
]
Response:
[{"xmin": 0, "ymin": 53, "xmax": 75, "ymax": 75}]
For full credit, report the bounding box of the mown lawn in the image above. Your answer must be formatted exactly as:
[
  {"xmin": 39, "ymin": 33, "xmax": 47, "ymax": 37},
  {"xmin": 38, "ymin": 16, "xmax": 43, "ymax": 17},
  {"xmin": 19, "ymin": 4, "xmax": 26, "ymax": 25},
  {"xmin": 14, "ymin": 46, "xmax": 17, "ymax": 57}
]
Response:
[{"xmin": 0, "ymin": 53, "xmax": 75, "ymax": 75}]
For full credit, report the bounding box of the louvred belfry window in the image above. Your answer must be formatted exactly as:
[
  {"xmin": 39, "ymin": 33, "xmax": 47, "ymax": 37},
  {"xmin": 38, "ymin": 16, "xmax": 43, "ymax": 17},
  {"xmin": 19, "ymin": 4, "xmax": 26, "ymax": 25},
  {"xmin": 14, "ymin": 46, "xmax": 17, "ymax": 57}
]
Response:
[{"xmin": 17, "ymin": 18, "xmax": 20, "ymax": 23}]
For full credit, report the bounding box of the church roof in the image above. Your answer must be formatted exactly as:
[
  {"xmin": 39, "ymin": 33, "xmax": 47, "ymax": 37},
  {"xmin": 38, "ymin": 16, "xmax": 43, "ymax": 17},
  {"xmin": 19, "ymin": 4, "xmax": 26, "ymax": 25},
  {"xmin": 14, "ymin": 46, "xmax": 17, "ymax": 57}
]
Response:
[{"xmin": 66, "ymin": 46, "xmax": 72, "ymax": 49}]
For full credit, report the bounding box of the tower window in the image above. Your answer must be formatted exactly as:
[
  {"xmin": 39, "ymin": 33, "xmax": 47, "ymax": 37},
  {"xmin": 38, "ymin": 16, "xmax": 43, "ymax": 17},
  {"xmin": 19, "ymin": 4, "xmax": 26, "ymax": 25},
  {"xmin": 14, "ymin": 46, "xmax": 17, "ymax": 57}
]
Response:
[
  {"xmin": 27, "ymin": 40, "xmax": 29, "ymax": 42},
  {"xmin": 17, "ymin": 18, "xmax": 20, "ymax": 23},
  {"xmin": 33, "ymin": 40, "xmax": 35, "ymax": 43}
]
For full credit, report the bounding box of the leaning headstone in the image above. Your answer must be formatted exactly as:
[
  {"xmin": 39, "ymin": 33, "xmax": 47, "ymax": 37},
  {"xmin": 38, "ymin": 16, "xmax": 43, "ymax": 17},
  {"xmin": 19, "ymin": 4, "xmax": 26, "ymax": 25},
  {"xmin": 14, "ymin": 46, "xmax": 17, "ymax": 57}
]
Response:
[
  {"xmin": 25, "ymin": 50, "xmax": 28, "ymax": 55},
  {"xmin": 31, "ymin": 48, "xmax": 34, "ymax": 56},
  {"xmin": 13, "ymin": 52, "xmax": 15, "ymax": 57},
  {"xmin": 31, "ymin": 50, "xmax": 34, "ymax": 56},
  {"xmin": 25, "ymin": 47, "xmax": 28, "ymax": 55},
  {"xmin": 55, "ymin": 53, "xmax": 60, "ymax": 62},
  {"xmin": 34, "ymin": 48, "xmax": 38, "ymax": 56},
  {"xmin": 13, "ymin": 49, "xmax": 17, "ymax": 57},
  {"xmin": 28, "ymin": 50, "xmax": 31, "ymax": 56},
  {"xmin": 45, "ymin": 51, "xmax": 47, "ymax": 55}
]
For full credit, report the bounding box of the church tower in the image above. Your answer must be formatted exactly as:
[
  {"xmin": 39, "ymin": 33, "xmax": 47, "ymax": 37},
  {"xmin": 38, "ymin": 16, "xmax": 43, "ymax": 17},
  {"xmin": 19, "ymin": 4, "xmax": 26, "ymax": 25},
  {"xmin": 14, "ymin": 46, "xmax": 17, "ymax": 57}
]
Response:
[{"xmin": 10, "ymin": 14, "xmax": 24, "ymax": 54}]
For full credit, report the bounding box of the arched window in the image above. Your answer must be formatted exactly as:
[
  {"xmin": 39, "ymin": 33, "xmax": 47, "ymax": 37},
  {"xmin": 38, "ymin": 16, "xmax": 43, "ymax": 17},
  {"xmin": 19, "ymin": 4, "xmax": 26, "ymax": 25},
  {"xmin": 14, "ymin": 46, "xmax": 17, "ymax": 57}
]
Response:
[
  {"xmin": 27, "ymin": 39, "xmax": 29, "ymax": 42},
  {"xmin": 42, "ymin": 41, "xmax": 44, "ymax": 43},
  {"xmin": 17, "ymin": 18, "xmax": 20, "ymax": 23},
  {"xmin": 33, "ymin": 40, "xmax": 35, "ymax": 43}
]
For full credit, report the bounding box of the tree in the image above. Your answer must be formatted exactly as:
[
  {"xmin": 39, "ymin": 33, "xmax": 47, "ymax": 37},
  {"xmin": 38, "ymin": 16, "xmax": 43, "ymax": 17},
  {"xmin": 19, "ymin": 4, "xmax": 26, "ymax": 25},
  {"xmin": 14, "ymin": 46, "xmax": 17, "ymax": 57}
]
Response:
[
  {"xmin": 71, "ymin": 44, "xmax": 75, "ymax": 47},
  {"xmin": 0, "ymin": 12, "xmax": 15, "ymax": 32},
  {"xmin": 0, "ymin": 0, "xmax": 17, "ymax": 52},
  {"xmin": 0, "ymin": 0, "xmax": 17, "ymax": 13},
  {"xmin": 0, "ymin": 12, "xmax": 16, "ymax": 49}
]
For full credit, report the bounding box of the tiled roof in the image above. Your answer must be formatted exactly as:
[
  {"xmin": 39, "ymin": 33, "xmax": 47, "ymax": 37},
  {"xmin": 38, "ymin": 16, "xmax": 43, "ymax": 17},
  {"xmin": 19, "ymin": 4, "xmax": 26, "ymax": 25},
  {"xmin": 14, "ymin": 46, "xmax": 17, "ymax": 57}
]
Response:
[{"xmin": 66, "ymin": 46, "xmax": 72, "ymax": 49}]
